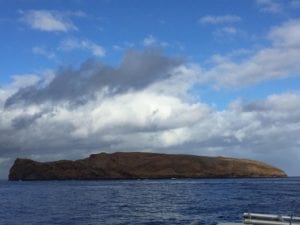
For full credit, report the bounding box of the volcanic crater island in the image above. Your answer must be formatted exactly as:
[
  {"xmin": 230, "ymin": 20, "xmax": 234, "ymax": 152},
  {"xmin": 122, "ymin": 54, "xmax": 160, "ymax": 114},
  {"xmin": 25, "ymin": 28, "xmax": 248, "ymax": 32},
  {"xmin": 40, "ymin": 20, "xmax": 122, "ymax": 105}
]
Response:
[{"xmin": 9, "ymin": 152, "xmax": 287, "ymax": 181}]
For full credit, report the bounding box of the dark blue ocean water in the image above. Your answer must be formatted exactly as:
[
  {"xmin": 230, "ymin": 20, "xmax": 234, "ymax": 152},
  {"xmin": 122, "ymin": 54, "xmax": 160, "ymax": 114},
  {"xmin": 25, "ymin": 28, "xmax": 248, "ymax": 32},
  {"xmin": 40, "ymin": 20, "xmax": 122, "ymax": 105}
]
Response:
[{"xmin": 0, "ymin": 178, "xmax": 300, "ymax": 225}]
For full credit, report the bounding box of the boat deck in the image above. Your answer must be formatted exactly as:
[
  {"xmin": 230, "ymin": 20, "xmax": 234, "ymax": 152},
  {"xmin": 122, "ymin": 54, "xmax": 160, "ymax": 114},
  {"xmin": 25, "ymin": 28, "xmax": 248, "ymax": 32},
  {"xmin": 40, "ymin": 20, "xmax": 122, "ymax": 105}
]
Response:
[
  {"xmin": 243, "ymin": 213, "xmax": 300, "ymax": 225},
  {"xmin": 218, "ymin": 213, "xmax": 300, "ymax": 225}
]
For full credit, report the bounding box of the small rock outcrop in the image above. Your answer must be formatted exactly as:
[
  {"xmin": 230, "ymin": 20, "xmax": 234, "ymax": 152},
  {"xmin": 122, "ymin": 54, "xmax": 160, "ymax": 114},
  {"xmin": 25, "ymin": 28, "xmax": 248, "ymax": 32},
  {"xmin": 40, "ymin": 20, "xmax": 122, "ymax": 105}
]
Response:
[{"xmin": 9, "ymin": 152, "xmax": 287, "ymax": 180}]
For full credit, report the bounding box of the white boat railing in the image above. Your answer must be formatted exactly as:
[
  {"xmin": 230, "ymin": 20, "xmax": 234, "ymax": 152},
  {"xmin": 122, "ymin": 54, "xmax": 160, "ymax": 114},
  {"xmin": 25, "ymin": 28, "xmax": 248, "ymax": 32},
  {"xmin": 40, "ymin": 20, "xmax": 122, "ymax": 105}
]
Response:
[{"xmin": 243, "ymin": 213, "xmax": 300, "ymax": 225}]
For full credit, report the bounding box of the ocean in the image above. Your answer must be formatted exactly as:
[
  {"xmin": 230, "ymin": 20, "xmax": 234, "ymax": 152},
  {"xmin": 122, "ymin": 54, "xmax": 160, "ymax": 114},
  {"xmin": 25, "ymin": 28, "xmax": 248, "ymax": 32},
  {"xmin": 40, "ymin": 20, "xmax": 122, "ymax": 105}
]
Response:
[{"xmin": 0, "ymin": 178, "xmax": 299, "ymax": 225}]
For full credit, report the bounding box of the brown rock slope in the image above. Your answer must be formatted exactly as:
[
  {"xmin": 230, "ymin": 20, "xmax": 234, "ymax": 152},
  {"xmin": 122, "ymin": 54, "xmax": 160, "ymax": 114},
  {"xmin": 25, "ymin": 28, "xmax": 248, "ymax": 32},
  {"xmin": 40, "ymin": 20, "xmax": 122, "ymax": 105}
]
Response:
[{"xmin": 9, "ymin": 152, "xmax": 287, "ymax": 180}]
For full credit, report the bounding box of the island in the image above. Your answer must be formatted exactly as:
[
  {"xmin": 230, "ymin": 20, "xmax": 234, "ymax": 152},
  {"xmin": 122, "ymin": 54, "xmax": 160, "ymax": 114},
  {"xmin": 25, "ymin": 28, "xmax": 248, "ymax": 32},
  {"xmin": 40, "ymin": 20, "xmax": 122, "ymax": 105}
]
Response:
[{"xmin": 9, "ymin": 152, "xmax": 287, "ymax": 180}]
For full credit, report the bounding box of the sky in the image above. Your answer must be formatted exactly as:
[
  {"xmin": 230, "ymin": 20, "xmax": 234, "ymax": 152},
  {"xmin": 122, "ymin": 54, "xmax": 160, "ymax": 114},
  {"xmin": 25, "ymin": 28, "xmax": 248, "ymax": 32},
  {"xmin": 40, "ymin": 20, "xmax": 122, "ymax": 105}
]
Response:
[{"xmin": 0, "ymin": 0, "xmax": 300, "ymax": 178}]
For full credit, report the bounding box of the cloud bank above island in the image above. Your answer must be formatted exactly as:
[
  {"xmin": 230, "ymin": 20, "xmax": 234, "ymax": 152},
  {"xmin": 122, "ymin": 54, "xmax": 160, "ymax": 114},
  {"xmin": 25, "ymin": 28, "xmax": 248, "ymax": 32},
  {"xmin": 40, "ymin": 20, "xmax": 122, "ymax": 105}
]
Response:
[{"xmin": 1, "ymin": 18, "xmax": 300, "ymax": 177}]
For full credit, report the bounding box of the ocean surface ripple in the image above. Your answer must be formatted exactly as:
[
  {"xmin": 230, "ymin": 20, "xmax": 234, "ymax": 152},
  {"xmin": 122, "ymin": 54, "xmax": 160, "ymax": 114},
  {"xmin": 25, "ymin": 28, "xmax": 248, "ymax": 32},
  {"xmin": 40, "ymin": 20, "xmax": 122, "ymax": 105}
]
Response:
[{"xmin": 0, "ymin": 178, "xmax": 299, "ymax": 225}]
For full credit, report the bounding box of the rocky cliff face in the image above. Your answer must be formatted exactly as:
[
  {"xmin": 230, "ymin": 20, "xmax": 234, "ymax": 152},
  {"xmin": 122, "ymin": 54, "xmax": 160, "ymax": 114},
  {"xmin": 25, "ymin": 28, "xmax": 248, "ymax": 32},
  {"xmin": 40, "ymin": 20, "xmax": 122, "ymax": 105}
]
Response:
[{"xmin": 8, "ymin": 152, "xmax": 287, "ymax": 180}]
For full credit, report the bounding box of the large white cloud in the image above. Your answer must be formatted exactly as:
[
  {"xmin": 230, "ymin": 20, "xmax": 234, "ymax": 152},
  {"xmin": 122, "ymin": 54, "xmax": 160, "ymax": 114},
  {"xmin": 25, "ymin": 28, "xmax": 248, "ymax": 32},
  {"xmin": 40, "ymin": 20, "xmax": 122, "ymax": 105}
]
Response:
[{"xmin": 1, "ymin": 49, "xmax": 300, "ymax": 178}]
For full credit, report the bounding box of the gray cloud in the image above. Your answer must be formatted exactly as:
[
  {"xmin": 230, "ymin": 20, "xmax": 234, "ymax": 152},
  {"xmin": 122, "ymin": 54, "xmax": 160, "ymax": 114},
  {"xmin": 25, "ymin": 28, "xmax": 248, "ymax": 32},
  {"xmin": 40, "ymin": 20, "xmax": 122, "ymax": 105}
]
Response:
[
  {"xmin": 12, "ymin": 112, "xmax": 44, "ymax": 129},
  {"xmin": 5, "ymin": 49, "xmax": 181, "ymax": 107}
]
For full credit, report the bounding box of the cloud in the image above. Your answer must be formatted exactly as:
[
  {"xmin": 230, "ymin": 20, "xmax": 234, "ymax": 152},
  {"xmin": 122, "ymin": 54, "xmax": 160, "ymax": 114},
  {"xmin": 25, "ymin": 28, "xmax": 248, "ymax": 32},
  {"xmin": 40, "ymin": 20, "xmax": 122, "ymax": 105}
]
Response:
[
  {"xmin": 0, "ymin": 50, "xmax": 300, "ymax": 178},
  {"xmin": 32, "ymin": 46, "xmax": 56, "ymax": 59},
  {"xmin": 212, "ymin": 26, "xmax": 244, "ymax": 39},
  {"xmin": 4, "ymin": 50, "xmax": 181, "ymax": 107},
  {"xmin": 20, "ymin": 10, "xmax": 78, "ymax": 32},
  {"xmin": 218, "ymin": 26, "xmax": 238, "ymax": 35},
  {"xmin": 2, "ymin": 15, "xmax": 300, "ymax": 175},
  {"xmin": 143, "ymin": 35, "xmax": 157, "ymax": 46},
  {"xmin": 199, "ymin": 15, "xmax": 243, "ymax": 41},
  {"xmin": 201, "ymin": 19, "xmax": 300, "ymax": 87},
  {"xmin": 256, "ymin": 0, "xmax": 283, "ymax": 13},
  {"xmin": 268, "ymin": 19, "xmax": 300, "ymax": 47},
  {"xmin": 59, "ymin": 38, "xmax": 105, "ymax": 57},
  {"xmin": 0, "ymin": 50, "xmax": 192, "ymax": 175},
  {"xmin": 0, "ymin": 72, "xmax": 54, "ymax": 106},
  {"xmin": 198, "ymin": 14, "xmax": 241, "ymax": 25},
  {"xmin": 256, "ymin": 0, "xmax": 300, "ymax": 13},
  {"xmin": 1, "ymin": 60, "xmax": 300, "ymax": 176},
  {"xmin": 112, "ymin": 45, "xmax": 123, "ymax": 51},
  {"xmin": 142, "ymin": 35, "xmax": 169, "ymax": 47}
]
